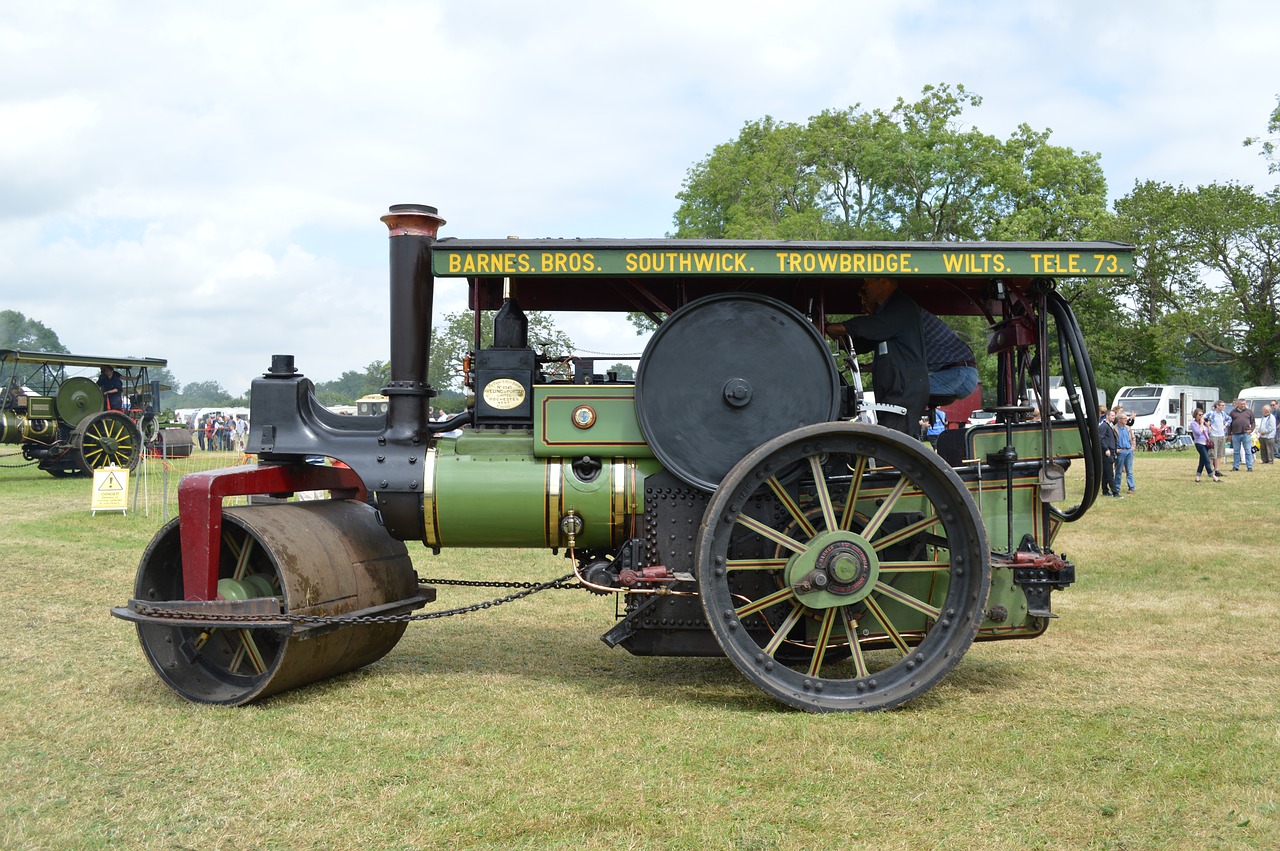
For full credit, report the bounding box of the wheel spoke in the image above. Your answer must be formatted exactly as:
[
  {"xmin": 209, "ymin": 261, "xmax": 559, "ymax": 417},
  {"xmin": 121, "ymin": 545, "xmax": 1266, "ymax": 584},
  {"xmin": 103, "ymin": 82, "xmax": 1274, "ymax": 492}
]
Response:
[
  {"xmin": 765, "ymin": 475, "xmax": 816, "ymax": 539},
  {"xmin": 725, "ymin": 557, "xmax": 790, "ymax": 571},
  {"xmin": 238, "ymin": 630, "xmax": 267, "ymax": 674},
  {"xmin": 871, "ymin": 513, "xmax": 942, "ymax": 550},
  {"xmin": 863, "ymin": 594, "xmax": 912, "ymax": 656},
  {"xmin": 735, "ymin": 586, "xmax": 796, "ymax": 618},
  {"xmin": 232, "ymin": 533, "xmax": 254, "ymax": 581},
  {"xmin": 879, "ymin": 559, "xmax": 950, "ymax": 572},
  {"xmin": 839, "ymin": 606, "xmax": 870, "ymax": 678},
  {"xmin": 761, "ymin": 602, "xmax": 806, "ymax": 657},
  {"xmin": 735, "ymin": 514, "xmax": 809, "ymax": 555},
  {"xmin": 839, "ymin": 455, "xmax": 868, "ymax": 531},
  {"xmin": 872, "ymin": 581, "xmax": 942, "ymax": 619},
  {"xmin": 861, "ymin": 475, "xmax": 910, "ymax": 539},
  {"xmin": 806, "ymin": 608, "xmax": 838, "ymax": 677},
  {"xmin": 807, "ymin": 456, "xmax": 839, "ymax": 533}
]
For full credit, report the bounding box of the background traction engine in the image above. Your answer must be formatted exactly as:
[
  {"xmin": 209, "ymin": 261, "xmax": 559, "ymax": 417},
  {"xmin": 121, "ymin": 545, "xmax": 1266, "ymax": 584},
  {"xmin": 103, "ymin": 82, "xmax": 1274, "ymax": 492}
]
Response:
[
  {"xmin": 114, "ymin": 204, "xmax": 1111, "ymax": 712},
  {"xmin": 1, "ymin": 352, "xmax": 162, "ymax": 477}
]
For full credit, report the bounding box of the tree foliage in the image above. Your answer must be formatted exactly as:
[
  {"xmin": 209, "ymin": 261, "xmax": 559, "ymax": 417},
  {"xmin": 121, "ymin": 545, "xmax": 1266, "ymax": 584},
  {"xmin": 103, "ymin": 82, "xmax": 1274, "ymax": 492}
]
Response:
[
  {"xmin": 1116, "ymin": 181, "xmax": 1280, "ymax": 386},
  {"xmin": 429, "ymin": 309, "xmax": 574, "ymax": 393},
  {"xmin": 314, "ymin": 360, "xmax": 390, "ymax": 407},
  {"xmin": 170, "ymin": 380, "xmax": 233, "ymax": 408},
  {"xmin": 667, "ymin": 83, "xmax": 1127, "ymax": 392},
  {"xmin": 672, "ymin": 84, "xmax": 1111, "ymax": 244},
  {"xmin": 0, "ymin": 310, "xmax": 68, "ymax": 353},
  {"xmin": 1243, "ymin": 96, "xmax": 1280, "ymax": 174}
]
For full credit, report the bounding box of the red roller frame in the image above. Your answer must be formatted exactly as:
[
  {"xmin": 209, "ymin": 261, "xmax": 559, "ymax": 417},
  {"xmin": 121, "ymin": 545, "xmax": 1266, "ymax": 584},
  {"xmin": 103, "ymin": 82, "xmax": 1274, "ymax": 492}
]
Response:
[{"xmin": 177, "ymin": 463, "xmax": 367, "ymax": 600}]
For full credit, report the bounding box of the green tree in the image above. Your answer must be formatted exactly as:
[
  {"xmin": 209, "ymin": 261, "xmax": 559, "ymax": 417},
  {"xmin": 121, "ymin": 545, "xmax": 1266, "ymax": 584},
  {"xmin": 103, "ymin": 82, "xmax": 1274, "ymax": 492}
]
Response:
[
  {"xmin": 665, "ymin": 83, "xmax": 1122, "ymax": 390},
  {"xmin": 1243, "ymin": 95, "xmax": 1280, "ymax": 174},
  {"xmin": 173, "ymin": 380, "xmax": 232, "ymax": 408},
  {"xmin": 672, "ymin": 83, "xmax": 1111, "ymax": 244},
  {"xmin": 606, "ymin": 362, "xmax": 635, "ymax": 381},
  {"xmin": 428, "ymin": 310, "xmax": 574, "ymax": 393},
  {"xmin": 314, "ymin": 360, "xmax": 390, "ymax": 407},
  {"xmin": 0, "ymin": 310, "xmax": 68, "ymax": 352},
  {"xmin": 1115, "ymin": 181, "xmax": 1280, "ymax": 386}
]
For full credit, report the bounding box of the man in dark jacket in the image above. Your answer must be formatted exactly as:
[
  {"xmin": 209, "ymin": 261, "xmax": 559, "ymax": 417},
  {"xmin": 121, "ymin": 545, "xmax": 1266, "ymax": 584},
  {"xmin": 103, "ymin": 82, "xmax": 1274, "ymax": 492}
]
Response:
[
  {"xmin": 1098, "ymin": 408, "xmax": 1117, "ymax": 495},
  {"xmin": 826, "ymin": 277, "xmax": 928, "ymax": 436},
  {"xmin": 1228, "ymin": 399, "xmax": 1255, "ymax": 471}
]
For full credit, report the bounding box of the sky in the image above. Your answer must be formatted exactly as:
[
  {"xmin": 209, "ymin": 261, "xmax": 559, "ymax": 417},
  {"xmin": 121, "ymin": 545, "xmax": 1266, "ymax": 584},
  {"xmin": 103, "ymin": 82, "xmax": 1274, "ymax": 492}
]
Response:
[{"xmin": 3, "ymin": 1, "xmax": 1279, "ymax": 397}]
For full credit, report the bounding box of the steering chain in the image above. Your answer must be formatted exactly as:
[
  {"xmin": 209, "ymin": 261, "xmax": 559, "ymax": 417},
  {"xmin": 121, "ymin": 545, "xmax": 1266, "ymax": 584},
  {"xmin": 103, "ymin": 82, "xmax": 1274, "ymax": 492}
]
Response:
[{"xmin": 132, "ymin": 572, "xmax": 582, "ymax": 628}]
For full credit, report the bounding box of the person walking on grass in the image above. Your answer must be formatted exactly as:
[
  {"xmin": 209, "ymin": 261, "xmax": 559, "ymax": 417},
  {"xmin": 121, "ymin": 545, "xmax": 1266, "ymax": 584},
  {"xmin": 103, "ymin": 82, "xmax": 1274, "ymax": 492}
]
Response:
[
  {"xmin": 1207, "ymin": 400, "xmax": 1229, "ymax": 478},
  {"xmin": 1228, "ymin": 399, "xmax": 1255, "ymax": 472},
  {"xmin": 1115, "ymin": 410, "xmax": 1136, "ymax": 495},
  {"xmin": 1190, "ymin": 408, "xmax": 1215, "ymax": 483}
]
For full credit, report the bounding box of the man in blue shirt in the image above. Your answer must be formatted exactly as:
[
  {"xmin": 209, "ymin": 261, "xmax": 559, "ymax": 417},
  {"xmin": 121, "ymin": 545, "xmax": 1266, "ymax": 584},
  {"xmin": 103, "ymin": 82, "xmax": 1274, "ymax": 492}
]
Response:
[{"xmin": 923, "ymin": 407, "xmax": 947, "ymax": 448}]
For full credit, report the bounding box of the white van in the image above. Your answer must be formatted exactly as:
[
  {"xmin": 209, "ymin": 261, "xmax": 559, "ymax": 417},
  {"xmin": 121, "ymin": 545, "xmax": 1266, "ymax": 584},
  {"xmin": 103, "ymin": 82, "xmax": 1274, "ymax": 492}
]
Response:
[
  {"xmin": 1028, "ymin": 378, "xmax": 1106, "ymax": 420},
  {"xmin": 1113, "ymin": 385, "xmax": 1218, "ymax": 432},
  {"xmin": 1237, "ymin": 385, "xmax": 1280, "ymax": 419}
]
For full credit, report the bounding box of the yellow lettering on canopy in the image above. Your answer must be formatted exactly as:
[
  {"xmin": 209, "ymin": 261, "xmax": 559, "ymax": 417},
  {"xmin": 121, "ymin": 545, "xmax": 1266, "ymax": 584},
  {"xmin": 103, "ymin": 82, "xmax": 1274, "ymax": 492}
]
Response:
[
  {"xmin": 629, "ymin": 251, "xmax": 743, "ymax": 273},
  {"xmin": 1032, "ymin": 253, "xmax": 1083, "ymax": 275}
]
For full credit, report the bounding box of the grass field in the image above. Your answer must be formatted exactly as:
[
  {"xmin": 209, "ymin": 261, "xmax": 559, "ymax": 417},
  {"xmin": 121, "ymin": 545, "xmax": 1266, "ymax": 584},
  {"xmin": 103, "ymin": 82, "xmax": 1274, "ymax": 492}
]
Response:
[{"xmin": 1, "ymin": 448, "xmax": 1277, "ymax": 849}]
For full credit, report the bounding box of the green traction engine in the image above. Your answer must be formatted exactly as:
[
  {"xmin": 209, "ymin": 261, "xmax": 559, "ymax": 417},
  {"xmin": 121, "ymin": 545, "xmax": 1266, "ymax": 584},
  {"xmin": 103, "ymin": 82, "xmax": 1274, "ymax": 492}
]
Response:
[
  {"xmin": 1, "ymin": 351, "xmax": 168, "ymax": 477},
  {"xmin": 113, "ymin": 204, "xmax": 1132, "ymax": 711}
]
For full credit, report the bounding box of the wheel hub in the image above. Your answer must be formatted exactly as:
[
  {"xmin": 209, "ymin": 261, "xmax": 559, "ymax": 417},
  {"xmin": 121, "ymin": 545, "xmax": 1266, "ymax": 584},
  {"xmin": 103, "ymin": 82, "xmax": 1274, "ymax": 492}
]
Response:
[{"xmin": 786, "ymin": 531, "xmax": 880, "ymax": 609}]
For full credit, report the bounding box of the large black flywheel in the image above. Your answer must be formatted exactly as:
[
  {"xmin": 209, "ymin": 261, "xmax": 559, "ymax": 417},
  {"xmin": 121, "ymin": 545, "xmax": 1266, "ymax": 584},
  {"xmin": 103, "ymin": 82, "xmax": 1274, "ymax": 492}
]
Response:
[
  {"xmin": 695, "ymin": 422, "xmax": 990, "ymax": 711},
  {"xmin": 635, "ymin": 293, "xmax": 840, "ymax": 492}
]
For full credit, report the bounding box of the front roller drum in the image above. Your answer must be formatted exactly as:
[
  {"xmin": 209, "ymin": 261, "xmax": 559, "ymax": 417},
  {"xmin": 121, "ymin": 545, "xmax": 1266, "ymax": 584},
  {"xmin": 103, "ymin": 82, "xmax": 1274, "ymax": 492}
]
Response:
[{"xmin": 132, "ymin": 500, "xmax": 418, "ymax": 705}]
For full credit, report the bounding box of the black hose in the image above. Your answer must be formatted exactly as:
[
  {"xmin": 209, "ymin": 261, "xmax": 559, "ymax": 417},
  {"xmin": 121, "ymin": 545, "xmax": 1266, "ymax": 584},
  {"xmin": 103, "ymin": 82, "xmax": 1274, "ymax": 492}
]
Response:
[{"xmin": 1045, "ymin": 289, "xmax": 1102, "ymax": 521}]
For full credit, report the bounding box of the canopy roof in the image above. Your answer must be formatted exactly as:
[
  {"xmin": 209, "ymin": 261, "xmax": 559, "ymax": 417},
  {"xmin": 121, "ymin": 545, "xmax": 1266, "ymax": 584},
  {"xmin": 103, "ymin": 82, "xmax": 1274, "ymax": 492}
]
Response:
[
  {"xmin": 0, "ymin": 350, "xmax": 167, "ymax": 370},
  {"xmin": 434, "ymin": 238, "xmax": 1134, "ymax": 316}
]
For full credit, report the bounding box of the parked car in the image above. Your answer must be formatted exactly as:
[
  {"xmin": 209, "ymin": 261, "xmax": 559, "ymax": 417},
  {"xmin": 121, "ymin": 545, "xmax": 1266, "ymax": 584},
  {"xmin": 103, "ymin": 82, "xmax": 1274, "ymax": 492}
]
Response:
[{"xmin": 968, "ymin": 409, "xmax": 996, "ymax": 426}]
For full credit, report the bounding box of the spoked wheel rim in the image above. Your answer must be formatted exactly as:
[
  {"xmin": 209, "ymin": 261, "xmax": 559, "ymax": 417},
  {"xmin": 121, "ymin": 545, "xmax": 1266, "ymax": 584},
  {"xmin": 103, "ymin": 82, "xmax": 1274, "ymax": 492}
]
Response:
[
  {"xmin": 74, "ymin": 411, "xmax": 143, "ymax": 471},
  {"xmin": 696, "ymin": 422, "xmax": 990, "ymax": 712},
  {"xmin": 134, "ymin": 516, "xmax": 288, "ymax": 705},
  {"xmin": 131, "ymin": 502, "xmax": 417, "ymax": 706}
]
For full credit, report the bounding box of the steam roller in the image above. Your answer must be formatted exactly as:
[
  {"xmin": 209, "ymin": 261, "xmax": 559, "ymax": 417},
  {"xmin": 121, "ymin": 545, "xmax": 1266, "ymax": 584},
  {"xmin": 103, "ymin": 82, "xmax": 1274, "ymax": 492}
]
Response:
[{"xmin": 124, "ymin": 499, "xmax": 433, "ymax": 705}]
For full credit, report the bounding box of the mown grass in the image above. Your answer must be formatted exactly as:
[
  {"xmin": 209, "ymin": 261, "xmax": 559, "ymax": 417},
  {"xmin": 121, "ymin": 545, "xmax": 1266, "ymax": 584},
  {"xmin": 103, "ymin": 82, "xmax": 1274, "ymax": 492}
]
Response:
[{"xmin": 1, "ymin": 449, "xmax": 1277, "ymax": 849}]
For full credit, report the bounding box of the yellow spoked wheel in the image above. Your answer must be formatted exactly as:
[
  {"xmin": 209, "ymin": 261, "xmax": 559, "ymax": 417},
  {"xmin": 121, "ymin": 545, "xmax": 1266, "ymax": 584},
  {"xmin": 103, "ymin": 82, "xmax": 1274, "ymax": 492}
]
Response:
[
  {"xmin": 696, "ymin": 422, "xmax": 990, "ymax": 712},
  {"xmin": 73, "ymin": 411, "xmax": 143, "ymax": 472}
]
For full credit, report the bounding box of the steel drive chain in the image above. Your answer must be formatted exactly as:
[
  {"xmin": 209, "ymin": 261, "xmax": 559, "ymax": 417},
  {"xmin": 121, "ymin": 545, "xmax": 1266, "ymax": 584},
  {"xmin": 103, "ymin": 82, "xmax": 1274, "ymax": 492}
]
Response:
[
  {"xmin": 133, "ymin": 572, "xmax": 580, "ymax": 628},
  {"xmin": 0, "ymin": 452, "xmax": 37, "ymax": 468}
]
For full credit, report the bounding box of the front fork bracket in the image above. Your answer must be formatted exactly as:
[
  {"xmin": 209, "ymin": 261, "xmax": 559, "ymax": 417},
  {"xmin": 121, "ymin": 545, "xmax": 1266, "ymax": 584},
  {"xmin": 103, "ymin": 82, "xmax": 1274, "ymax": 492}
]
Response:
[{"xmin": 177, "ymin": 462, "xmax": 366, "ymax": 601}]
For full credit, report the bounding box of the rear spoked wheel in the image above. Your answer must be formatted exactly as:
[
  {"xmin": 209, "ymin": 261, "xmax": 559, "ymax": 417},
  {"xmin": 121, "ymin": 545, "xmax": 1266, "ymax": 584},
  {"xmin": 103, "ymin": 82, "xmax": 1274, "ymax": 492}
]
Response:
[
  {"xmin": 696, "ymin": 422, "xmax": 990, "ymax": 711},
  {"xmin": 74, "ymin": 410, "xmax": 143, "ymax": 472}
]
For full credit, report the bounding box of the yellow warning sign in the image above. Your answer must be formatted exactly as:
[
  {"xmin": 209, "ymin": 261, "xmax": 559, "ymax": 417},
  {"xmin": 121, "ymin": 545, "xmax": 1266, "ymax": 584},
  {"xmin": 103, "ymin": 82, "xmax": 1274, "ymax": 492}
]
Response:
[{"xmin": 91, "ymin": 467, "xmax": 129, "ymax": 514}]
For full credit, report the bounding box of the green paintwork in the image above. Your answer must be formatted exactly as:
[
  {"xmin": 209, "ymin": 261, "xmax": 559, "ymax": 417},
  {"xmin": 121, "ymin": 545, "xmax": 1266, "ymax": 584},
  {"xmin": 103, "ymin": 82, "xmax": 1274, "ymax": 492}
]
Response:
[
  {"xmin": 433, "ymin": 240, "xmax": 1133, "ymax": 279},
  {"xmin": 533, "ymin": 385, "xmax": 654, "ymax": 459},
  {"xmin": 966, "ymin": 421, "xmax": 1087, "ymax": 462},
  {"xmin": 0, "ymin": 411, "xmax": 57, "ymax": 445},
  {"xmin": 27, "ymin": 397, "xmax": 55, "ymax": 419},
  {"xmin": 428, "ymin": 431, "xmax": 660, "ymax": 550},
  {"xmin": 787, "ymin": 530, "xmax": 880, "ymax": 610}
]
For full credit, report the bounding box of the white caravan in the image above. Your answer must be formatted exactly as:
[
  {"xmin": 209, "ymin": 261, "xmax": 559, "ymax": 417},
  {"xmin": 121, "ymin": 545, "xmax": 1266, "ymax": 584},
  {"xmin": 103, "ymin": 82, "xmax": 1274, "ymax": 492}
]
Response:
[
  {"xmin": 1237, "ymin": 385, "xmax": 1280, "ymax": 419},
  {"xmin": 1113, "ymin": 385, "xmax": 1218, "ymax": 432}
]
